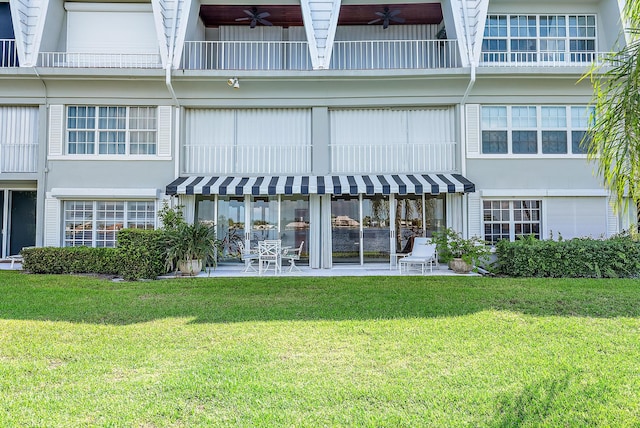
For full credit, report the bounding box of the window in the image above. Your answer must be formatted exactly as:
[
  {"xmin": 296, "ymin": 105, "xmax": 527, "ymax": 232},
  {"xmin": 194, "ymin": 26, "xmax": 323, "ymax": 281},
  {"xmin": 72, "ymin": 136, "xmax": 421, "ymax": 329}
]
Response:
[
  {"xmin": 569, "ymin": 15, "xmax": 596, "ymax": 61},
  {"xmin": 67, "ymin": 106, "xmax": 157, "ymax": 155},
  {"xmin": 541, "ymin": 107, "xmax": 567, "ymax": 154},
  {"xmin": 511, "ymin": 106, "xmax": 537, "ymax": 154},
  {"xmin": 482, "ymin": 14, "xmax": 596, "ymax": 63},
  {"xmin": 482, "ymin": 15, "xmax": 508, "ymax": 62},
  {"xmin": 480, "ymin": 105, "xmax": 592, "ymax": 156},
  {"xmin": 64, "ymin": 200, "xmax": 155, "ymax": 248},
  {"xmin": 481, "ymin": 106, "xmax": 508, "ymax": 154},
  {"xmin": 483, "ymin": 200, "xmax": 541, "ymax": 244},
  {"xmin": 571, "ymin": 106, "xmax": 594, "ymax": 154}
]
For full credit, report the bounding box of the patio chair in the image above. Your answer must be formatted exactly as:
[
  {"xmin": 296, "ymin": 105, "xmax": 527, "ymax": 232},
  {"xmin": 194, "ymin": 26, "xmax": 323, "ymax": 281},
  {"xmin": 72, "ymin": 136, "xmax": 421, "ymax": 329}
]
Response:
[
  {"xmin": 237, "ymin": 240, "xmax": 259, "ymax": 272},
  {"xmin": 258, "ymin": 239, "xmax": 282, "ymax": 275},
  {"xmin": 282, "ymin": 241, "xmax": 304, "ymax": 272},
  {"xmin": 398, "ymin": 241, "xmax": 437, "ymax": 274}
]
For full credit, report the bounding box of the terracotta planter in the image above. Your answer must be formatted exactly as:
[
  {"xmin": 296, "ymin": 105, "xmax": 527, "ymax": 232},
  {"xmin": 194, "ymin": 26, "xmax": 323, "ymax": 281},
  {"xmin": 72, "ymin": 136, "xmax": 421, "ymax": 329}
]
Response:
[
  {"xmin": 448, "ymin": 258, "xmax": 472, "ymax": 274},
  {"xmin": 179, "ymin": 259, "xmax": 203, "ymax": 276}
]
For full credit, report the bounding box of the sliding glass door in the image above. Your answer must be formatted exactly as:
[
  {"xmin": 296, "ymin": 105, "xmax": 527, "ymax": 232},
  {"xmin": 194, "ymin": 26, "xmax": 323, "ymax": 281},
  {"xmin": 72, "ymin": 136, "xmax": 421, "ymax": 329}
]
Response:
[
  {"xmin": 332, "ymin": 195, "xmax": 391, "ymax": 264},
  {"xmin": 331, "ymin": 197, "xmax": 360, "ymax": 263},
  {"xmin": 362, "ymin": 195, "xmax": 390, "ymax": 263}
]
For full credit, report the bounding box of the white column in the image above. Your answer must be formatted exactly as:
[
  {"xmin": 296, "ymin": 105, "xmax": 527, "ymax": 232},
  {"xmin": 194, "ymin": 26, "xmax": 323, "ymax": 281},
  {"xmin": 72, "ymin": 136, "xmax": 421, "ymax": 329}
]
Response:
[{"xmin": 309, "ymin": 194, "xmax": 321, "ymax": 268}]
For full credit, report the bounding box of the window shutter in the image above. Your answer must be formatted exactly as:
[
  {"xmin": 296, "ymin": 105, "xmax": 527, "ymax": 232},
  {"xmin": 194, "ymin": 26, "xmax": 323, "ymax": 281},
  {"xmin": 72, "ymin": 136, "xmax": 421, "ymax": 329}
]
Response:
[
  {"xmin": 44, "ymin": 198, "xmax": 61, "ymax": 247},
  {"xmin": 467, "ymin": 192, "xmax": 482, "ymax": 238},
  {"xmin": 607, "ymin": 199, "xmax": 618, "ymax": 237},
  {"xmin": 157, "ymin": 106, "xmax": 172, "ymax": 157},
  {"xmin": 49, "ymin": 105, "xmax": 64, "ymax": 156},
  {"xmin": 466, "ymin": 104, "xmax": 480, "ymax": 156}
]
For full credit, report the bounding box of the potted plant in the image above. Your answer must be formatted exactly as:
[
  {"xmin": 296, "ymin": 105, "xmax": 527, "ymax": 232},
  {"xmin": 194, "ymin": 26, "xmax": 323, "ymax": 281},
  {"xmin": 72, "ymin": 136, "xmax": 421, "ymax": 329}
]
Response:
[
  {"xmin": 165, "ymin": 221, "xmax": 219, "ymax": 276},
  {"xmin": 432, "ymin": 227, "xmax": 491, "ymax": 274}
]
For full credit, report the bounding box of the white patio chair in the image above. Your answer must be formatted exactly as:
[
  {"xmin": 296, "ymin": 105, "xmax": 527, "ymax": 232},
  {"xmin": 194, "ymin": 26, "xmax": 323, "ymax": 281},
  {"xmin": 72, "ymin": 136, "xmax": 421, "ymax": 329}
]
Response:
[
  {"xmin": 258, "ymin": 239, "xmax": 282, "ymax": 275},
  {"xmin": 237, "ymin": 240, "xmax": 259, "ymax": 272},
  {"xmin": 398, "ymin": 241, "xmax": 437, "ymax": 274},
  {"xmin": 282, "ymin": 241, "xmax": 304, "ymax": 272}
]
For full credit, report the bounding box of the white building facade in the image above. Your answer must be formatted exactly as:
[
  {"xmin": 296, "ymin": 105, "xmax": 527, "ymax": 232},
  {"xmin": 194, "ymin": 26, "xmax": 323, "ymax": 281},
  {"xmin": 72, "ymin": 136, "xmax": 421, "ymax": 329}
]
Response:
[{"xmin": 0, "ymin": 0, "xmax": 632, "ymax": 268}]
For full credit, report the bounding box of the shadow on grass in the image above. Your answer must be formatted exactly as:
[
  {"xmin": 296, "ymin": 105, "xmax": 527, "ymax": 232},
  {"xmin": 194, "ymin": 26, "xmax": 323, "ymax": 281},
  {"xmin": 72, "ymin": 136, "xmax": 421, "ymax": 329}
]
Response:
[
  {"xmin": 492, "ymin": 374, "xmax": 571, "ymax": 427},
  {"xmin": 1, "ymin": 272, "xmax": 639, "ymax": 325}
]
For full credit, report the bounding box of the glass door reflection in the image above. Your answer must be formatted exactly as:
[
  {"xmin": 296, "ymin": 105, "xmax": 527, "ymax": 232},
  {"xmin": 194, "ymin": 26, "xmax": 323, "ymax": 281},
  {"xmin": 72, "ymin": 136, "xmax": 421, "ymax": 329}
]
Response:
[
  {"xmin": 217, "ymin": 196, "xmax": 245, "ymax": 261},
  {"xmin": 331, "ymin": 197, "xmax": 360, "ymax": 263},
  {"xmin": 250, "ymin": 196, "xmax": 278, "ymax": 248},
  {"xmin": 280, "ymin": 196, "xmax": 309, "ymax": 265},
  {"xmin": 362, "ymin": 195, "xmax": 390, "ymax": 263}
]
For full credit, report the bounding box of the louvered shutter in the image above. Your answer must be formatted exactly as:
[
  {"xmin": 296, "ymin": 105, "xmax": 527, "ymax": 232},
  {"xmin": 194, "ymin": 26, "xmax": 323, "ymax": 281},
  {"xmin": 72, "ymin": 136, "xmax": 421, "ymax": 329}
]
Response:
[
  {"xmin": 44, "ymin": 198, "xmax": 61, "ymax": 247},
  {"xmin": 49, "ymin": 105, "xmax": 64, "ymax": 156},
  {"xmin": 467, "ymin": 192, "xmax": 482, "ymax": 238},
  {"xmin": 466, "ymin": 104, "xmax": 480, "ymax": 156},
  {"xmin": 157, "ymin": 106, "xmax": 172, "ymax": 157}
]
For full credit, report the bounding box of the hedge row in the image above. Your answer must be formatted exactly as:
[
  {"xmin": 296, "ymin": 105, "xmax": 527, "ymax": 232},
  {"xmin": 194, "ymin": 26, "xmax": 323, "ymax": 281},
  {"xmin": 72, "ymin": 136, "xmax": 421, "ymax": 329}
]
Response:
[
  {"xmin": 117, "ymin": 229, "xmax": 167, "ymax": 281},
  {"xmin": 21, "ymin": 246, "xmax": 122, "ymax": 275},
  {"xmin": 21, "ymin": 229, "xmax": 168, "ymax": 281},
  {"xmin": 495, "ymin": 235, "xmax": 640, "ymax": 278},
  {"xmin": 20, "ymin": 230, "xmax": 640, "ymax": 280}
]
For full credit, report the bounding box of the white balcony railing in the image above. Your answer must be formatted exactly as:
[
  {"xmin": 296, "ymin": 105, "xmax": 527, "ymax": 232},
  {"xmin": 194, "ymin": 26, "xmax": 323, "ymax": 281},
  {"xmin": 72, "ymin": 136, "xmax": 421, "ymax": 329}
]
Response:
[
  {"xmin": 330, "ymin": 40, "xmax": 460, "ymax": 70},
  {"xmin": 479, "ymin": 51, "xmax": 611, "ymax": 67},
  {"xmin": 330, "ymin": 142, "xmax": 457, "ymax": 174},
  {"xmin": 181, "ymin": 39, "xmax": 460, "ymax": 71},
  {"xmin": 38, "ymin": 52, "xmax": 162, "ymax": 68},
  {"xmin": 0, "ymin": 39, "xmax": 18, "ymax": 67},
  {"xmin": 183, "ymin": 144, "xmax": 311, "ymax": 174},
  {"xmin": 182, "ymin": 41, "xmax": 312, "ymax": 70},
  {"xmin": 1, "ymin": 143, "xmax": 38, "ymax": 173}
]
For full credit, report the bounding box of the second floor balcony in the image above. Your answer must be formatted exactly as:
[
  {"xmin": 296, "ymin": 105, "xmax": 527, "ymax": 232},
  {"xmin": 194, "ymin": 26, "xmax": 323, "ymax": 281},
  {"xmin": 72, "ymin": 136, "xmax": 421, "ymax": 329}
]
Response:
[
  {"xmin": 0, "ymin": 142, "xmax": 38, "ymax": 173},
  {"xmin": 181, "ymin": 39, "xmax": 460, "ymax": 71},
  {"xmin": 182, "ymin": 141, "xmax": 457, "ymax": 175},
  {"xmin": 0, "ymin": 39, "xmax": 18, "ymax": 67},
  {"xmin": 479, "ymin": 51, "xmax": 609, "ymax": 68},
  {"xmin": 37, "ymin": 52, "xmax": 162, "ymax": 69}
]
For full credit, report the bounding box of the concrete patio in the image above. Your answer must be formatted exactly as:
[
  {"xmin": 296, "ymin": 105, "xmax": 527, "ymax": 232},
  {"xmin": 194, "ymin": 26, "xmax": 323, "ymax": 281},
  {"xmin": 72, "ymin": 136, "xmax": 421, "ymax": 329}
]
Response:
[
  {"xmin": 2, "ymin": 259, "xmax": 479, "ymax": 277},
  {"xmin": 165, "ymin": 262, "xmax": 478, "ymax": 278}
]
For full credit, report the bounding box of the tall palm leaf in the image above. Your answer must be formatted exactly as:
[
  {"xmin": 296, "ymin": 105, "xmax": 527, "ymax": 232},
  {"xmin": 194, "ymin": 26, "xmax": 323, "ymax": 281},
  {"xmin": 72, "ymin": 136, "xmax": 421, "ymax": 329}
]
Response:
[{"xmin": 583, "ymin": 2, "xmax": 640, "ymax": 220}]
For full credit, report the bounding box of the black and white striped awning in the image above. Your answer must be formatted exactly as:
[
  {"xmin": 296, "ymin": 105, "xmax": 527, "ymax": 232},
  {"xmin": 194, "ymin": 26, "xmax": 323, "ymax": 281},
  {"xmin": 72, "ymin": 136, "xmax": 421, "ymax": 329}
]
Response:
[{"xmin": 165, "ymin": 174, "xmax": 475, "ymax": 196}]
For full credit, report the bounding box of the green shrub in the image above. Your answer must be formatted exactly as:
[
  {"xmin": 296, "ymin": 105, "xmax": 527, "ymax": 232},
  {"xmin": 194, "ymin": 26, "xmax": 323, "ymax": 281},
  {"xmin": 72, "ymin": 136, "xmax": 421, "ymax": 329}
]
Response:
[
  {"xmin": 116, "ymin": 228, "xmax": 168, "ymax": 281},
  {"xmin": 21, "ymin": 247, "xmax": 121, "ymax": 275},
  {"xmin": 495, "ymin": 235, "xmax": 640, "ymax": 278}
]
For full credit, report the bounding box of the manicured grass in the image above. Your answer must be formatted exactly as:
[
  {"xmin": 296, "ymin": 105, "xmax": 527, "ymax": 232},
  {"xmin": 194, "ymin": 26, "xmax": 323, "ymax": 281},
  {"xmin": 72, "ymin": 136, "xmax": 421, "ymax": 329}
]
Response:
[{"xmin": 1, "ymin": 271, "xmax": 639, "ymax": 427}]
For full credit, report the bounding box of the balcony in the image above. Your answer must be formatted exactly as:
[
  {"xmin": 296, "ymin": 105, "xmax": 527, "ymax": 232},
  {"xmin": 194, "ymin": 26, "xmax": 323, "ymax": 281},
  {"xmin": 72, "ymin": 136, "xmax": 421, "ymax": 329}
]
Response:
[
  {"xmin": 37, "ymin": 52, "xmax": 162, "ymax": 69},
  {"xmin": 330, "ymin": 142, "xmax": 457, "ymax": 174},
  {"xmin": 479, "ymin": 51, "xmax": 609, "ymax": 68},
  {"xmin": 0, "ymin": 143, "xmax": 38, "ymax": 173},
  {"xmin": 330, "ymin": 40, "xmax": 459, "ymax": 70},
  {"xmin": 183, "ymin": 144, "xmax": 311, "ymax": 174},
  {"xmin": 181, "ymin": 41, "xmax": 312, "ymax": 71},
  {"xmin": 0, "ymin": 39, "xmax": 18, "ymax": 67},
  {"xmin": 180, "ymin": 39, "xmax": 460, "ymax": 71}
]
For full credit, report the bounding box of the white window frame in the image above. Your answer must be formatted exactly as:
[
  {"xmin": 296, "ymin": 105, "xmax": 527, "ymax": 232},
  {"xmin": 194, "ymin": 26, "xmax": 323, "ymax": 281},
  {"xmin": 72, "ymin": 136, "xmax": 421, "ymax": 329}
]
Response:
[
  {"xmin": 480, "ymin": 105, "xmax": 593, "ymax": 158},
  {"xmin": 481, "ymin": 14, "xmax": 597, "ymax": 63},
  {"xmin": 66, "ymin": 106, "xmax": 158, "ymax": 156},
  {"xmin": 483, "ymin": 199, "xmax": 542, "ymax": 243},
  {"xmin": 63, "ymin": 200, "xmax": 156, "ymax": 248}
]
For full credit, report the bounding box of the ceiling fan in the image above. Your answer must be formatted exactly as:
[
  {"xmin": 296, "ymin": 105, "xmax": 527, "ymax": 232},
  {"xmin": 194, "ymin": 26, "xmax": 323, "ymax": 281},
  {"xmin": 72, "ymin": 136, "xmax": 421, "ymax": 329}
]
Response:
[
  {"xmin": 235, "ymin": 7, "xmax": 273, "ymax": 29},
  {"xmin": 368, "ymin": 7, "xmax": 405, "ymax": 29}
]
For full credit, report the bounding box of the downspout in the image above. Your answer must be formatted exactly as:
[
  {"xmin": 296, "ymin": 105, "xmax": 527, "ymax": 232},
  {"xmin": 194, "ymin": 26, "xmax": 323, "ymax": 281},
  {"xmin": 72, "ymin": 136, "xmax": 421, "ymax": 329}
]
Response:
[
  {"xmin": 461, "ymin": 1, "xmax": 476, "ymax": 105},
  {"xmin": 33, "ymin": 66, "xmax": 49, "ymax": 249},
  {"xmin": 165, "ymin": 0, "xmax": 180, "ymax": 107},
  {"xmin": 460, "ymin": 1, "xmax": 476, "ymax": 238},
  {"xmin": 165, "ymin": 0, "xmax": 182, "ymax": 210}
]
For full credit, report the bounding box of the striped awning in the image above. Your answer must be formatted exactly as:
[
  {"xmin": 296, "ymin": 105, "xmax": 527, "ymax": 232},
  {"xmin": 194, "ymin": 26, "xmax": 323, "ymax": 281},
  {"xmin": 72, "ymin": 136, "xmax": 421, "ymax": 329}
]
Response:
[{"xmin": 165, "ymin": 174, "xmax": 475, "ymax": 196}]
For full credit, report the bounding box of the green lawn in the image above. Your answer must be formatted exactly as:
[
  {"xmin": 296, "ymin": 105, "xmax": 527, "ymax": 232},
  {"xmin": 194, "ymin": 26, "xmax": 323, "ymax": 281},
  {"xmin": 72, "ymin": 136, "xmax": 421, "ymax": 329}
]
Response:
[{"xmin": 1, "ymin": 271, "xmax": 639, "ymax": 427}]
